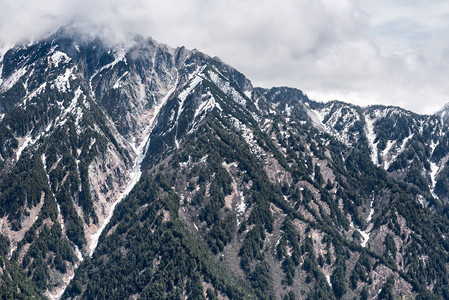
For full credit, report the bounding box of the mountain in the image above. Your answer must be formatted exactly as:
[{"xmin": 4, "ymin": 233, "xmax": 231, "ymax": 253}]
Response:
[{"xmin": 0, "ymin": 26, "xmax": 449, "ymax": 299}]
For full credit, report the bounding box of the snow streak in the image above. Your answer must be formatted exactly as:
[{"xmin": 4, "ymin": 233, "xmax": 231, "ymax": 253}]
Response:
[{"xmin": 88, "ymin": 73, "xmax": 178, "ymax": 257}]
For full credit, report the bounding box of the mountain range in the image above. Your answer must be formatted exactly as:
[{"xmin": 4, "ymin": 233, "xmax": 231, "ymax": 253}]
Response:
[{"xmin": 0, "ymin": 26, "xmax": 449, "ymax": 299}]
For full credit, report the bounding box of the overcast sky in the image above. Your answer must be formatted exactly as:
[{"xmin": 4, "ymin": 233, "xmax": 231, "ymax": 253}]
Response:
[{"xmin": 1, "ymin": 0, "xmax": 448, "ymax": 114}]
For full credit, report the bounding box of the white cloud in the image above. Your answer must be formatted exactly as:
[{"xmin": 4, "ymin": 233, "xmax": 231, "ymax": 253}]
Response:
[{"xmin": 0, "ymin": 0, "xmax": 448, "ymax": 114}]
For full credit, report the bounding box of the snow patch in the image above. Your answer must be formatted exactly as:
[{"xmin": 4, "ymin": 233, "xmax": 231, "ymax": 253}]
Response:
[
  {"xmin": 50, "ymin": 274, "xmax": 74, "ymax": 299},
  {"xmin": 56, "ymin": 203, "xmax": 65, "ymax": 231},
  {"xmin": 168, "ymin": 109, "xmax": 176, "ymax": 123},
  {"xmin": 52, "ymin": 67, "xmax": 76, "ymax": 92},
  {"xmin": 16, "ymin": 104, "xmax": 57, "ymax": 161},
  {"xmin": 174, "ymin": 71, "xmax": 202, "ymax": 147},
  {"xmin": 430, "ymin": 162, "xmax": 439, "ymax": 198},
  {"xmin": 417, "ymin": 195, "xmax": 428, "ymax": 206},
  {"xmin": 0, "ymin": 66, "xmax": 28, "ymax": 93},
  {"xmin": 90, "ymin": 46, "xmax": 127, "ymax": 82},
  {"xmin": 113, "ymin": 71, "xmax": 129, "ymax": 89},
  {"xmin": 193, "ymin": 92, "xmax": 221, "ymax": 120},
  {"xmin": 262, "ymin": 118, "xmax": 273, "ymax": 131},
  {"xmin": 188, "ymin": 92, "xmax": 222, "ymax": 133},
  {"xmin": 275, "ymin": 237, "xmax": 281, "ymax": 248},
  {"xmin": 365, "ymin": 113, "xmax": 378, "ymax": 166},
  {"xmin": 429, "ymin": 125, "xmax": 445, "ymax": 196},
  {"xmin": 208, "ymin": 70, "xmax": 246, "ymax": 106},
  {"xmin": 429, "ymin": 140, "xmax": 440, "ymax": 198},
  {"xmin": 178, "ymin": 74, "xmax": 203, "ymax": 102},
  {"xmin": 382, "ymin": 140, "xmax": 395, "ymax": 158},
  {"xmin": 285, "ymin": 104, "xmax": 292, "ymax": 117},
  {"xmin": 397, "ymin": 134, "xmax": 413, "ymax": 156},
  {"xmin": 350, "ymin": 199, "xmax": 374, "ymax": 248},
  {"xmin": 326, "ymin": 275, "xmax": 332, "ymax": 288},
  {"xmin": 16, "ymin": 135, "xmax": 33, "ymax": 161},
  {"xmin": 360, "ymin": 199, "xmax": 374, "ymax": 247},
  {"xmin": 0, "ymin": 45, "xmax": 10, "ymax": 86},
  {"xmin": 54, "ymin": 87, "xmax": 83, "ymax": 128},
  {"xmin": 88, "ymin": 71, "xmax": 177, "ymax": 257},
  {"xmin": 306, "ymin": 108, "xmax": 326, "ymax": 131},
  {"xmin": 51, "ymin": 51, "xmax": 71, "ymax": 68},
  {"xmin": 381, "ymin": 140, "xmax": 395, "ymax": 169},
  {"xmin": 236, "ymin": 192, "xmax": 246, "ymax": 226},
  {"xmin": 366, "ymin": 200, "xmax": 374, "ymax": 223},
  {"xmin": 237, "ymin": 191, "xmax": 246, "ymax": 214},
  {"xmin": 180, "ymin": 156, "xmax": 192, "ymax": 168},
  {"xmin": 75, "ymin": 106, "xmax": 84, "ymax": 135},
  {"xmin": 89, "ymin": 133, "xmax": 144, "ymax": 256},
  {"xmin": 228, "ymin": 117, "xmax": 262, "ymax": 156},
  {"xmin": 25, "ymin": 82, "xmax": 47, "ymax": 104},
  {"xmin": 360, "ymin": 230, "xmax": 370, "ymax": 248},
  {"xmin": 384, "ymin": 134, "xmax": 414, "ymax": 170},
  {"xmin": 307, "ymin": 104, "xmax": 361, "ymax": 146}
]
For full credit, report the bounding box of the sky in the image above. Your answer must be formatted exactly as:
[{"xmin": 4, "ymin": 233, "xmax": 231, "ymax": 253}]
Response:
[{"xmin": 1, "ymin": 0, "xmax": 448, "ymax": 114}]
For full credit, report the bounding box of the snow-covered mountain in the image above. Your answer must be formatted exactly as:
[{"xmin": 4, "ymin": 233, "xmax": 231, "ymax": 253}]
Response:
[
  {"xmin": 308, "ymin": 100, "xmax": 449, "ymax": 205},
  {"xmin": 1, "ymin": 27, "xmax": 449, "ymax": 299}
]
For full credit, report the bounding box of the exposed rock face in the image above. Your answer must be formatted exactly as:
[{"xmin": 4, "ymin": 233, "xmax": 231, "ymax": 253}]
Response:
[
  {"xmin": 0, "ymin": 27, "xmax": 449, "ymax": 299},
  {"xmin": 0, "ymin": 28, "xmax": 199, "ymax": 297}
]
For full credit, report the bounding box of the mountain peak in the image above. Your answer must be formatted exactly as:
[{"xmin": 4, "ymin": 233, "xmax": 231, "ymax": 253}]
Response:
[
  {"xmin": 49, "ymin": 23, "xmax": 147, "ymax": 49},
  {"xmin": 436, "ymin": 101, "xmax": 449, "ymax": 118},
  {"xmin": 1, "ymin": 27, "xmax": 449, "ymax": 300}
]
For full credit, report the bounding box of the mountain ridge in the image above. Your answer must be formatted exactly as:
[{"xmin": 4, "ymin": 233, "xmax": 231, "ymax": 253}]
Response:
[{"xmin": 0, "ymin": 28, "xmax": 448, "ymax": 299}]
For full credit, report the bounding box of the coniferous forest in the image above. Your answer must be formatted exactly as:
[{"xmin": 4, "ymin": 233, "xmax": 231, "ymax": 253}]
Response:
[{"xmin": 0, "ymin": 27, "xmax": 449, "ymax": 299}]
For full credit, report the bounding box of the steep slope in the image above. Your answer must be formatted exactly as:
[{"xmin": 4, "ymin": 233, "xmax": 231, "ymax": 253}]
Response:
[
  {"xmin": 0, "ymin": 27, "xmax": 449, "ymax": 300},
  {"xmin": 69, "ymin": 62, "xmax": 449, "ymax": 299},
  {"xmin": 0, "ymin": 27, "xmax": 198, "ymax": 297},
  {"xmin": 309, "ymin": 100, "xmax": 449, "ymax": 209}
]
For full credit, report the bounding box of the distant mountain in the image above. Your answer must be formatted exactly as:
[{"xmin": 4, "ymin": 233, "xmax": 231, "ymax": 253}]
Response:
[
  {"xmin": 0, "ymin": 26, "xmax": 448, "ymax": 299},
  {"xmin": 308, "ymin": 101, "xmax": 449, "ymax": 207}
]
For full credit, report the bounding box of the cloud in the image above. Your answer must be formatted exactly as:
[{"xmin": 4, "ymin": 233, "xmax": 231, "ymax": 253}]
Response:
[{"xmin": 1, "ymin": 0, "xmax": 448, "ymax": 114}]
